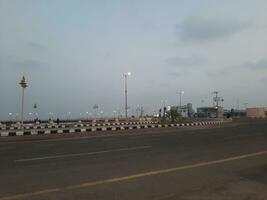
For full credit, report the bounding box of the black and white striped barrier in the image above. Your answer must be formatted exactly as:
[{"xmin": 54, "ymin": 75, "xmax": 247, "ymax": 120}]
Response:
[
  {"xmin": 0, "ymin": 120, "xmax": 231, "ymax": 137},
  {"xmin": 0, "ymin": 121, "xmax": 159, "ymax": 131}
]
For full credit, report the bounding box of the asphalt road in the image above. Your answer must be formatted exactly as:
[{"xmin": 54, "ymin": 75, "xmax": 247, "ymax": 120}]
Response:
[{"xmin": 0, "ymin": 120, "xmax": 267, "ymax": 200}]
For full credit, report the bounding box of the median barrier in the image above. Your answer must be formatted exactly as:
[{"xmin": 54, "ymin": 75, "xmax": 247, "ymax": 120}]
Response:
[{"xmin": 0, "ymin": 120, "xmax": 231, "ymax": 137}]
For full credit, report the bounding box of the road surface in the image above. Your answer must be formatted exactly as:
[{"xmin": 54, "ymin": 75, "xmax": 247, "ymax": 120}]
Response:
[{"xmin": 0, "ymin": 120, "xmax": 267, "ymax": 200}]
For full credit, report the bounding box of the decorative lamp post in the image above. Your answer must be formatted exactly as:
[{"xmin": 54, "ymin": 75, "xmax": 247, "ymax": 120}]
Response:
[{"xmin": 19, "ymin": 76, "xmax": 28, "ymax": 128}]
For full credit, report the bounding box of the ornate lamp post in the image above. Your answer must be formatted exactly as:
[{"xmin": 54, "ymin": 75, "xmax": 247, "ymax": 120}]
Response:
[{"xmin": 19, "ymin": 76, "xmax": 28, "ymax": 128}]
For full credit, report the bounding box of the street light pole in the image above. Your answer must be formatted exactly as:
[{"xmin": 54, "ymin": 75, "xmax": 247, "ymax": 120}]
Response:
[
  {"xmin": 124, "ymin": 74, "xmax": 127, "ymax": 119},
  {"xmin": 49, "ymin": 112, "xmax": 52, "ymax": 120},
  {"xmin": 29, "ymin": 112, "xmax": 33, "ymax": 121},
  {"xmin": 19, "ymin": 76, "xmax": 28, "ymax": 128},
  {"xmin": 33, "ymin": 103, "xmax": 37, "ymax": 120},
  {"xmin": 86, "ymin": 112, "xmax": 90, "ymax": 121},
  {"xmin": 123, "ymin": 72, "xmax": 131, "ymax": 119},
  {"xmin": 113, "ymin": 110, "xmax": 117, "ymax": 119}
]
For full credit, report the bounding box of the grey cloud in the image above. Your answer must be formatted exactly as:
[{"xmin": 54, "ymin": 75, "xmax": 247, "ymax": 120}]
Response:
[
  {"xmin": 165, "ymin": 56, "xmax": 206, "ymax": 77},
  {"xmin": 242, "ymin": 59, "xmax": 267, "ymax": 70},
  {"xmin": 260, "ymin": 77, "xmax": 267, "ymax": 83},
  {"xmin": 167, "ymin": 71, "xmax": 181, "ymax": 77},
  {"xmin": 0, "ymin": 54, "xmax": 50, "ymax": 71},
  {"xmin": 11, "ymin": 59, "xmax": 50, "ymax": 71},
  {"xmin": 28, "ymin": 41, "xmax": 47, "ymax": 51},
  {"xmin": 165, "ymin": 56, "xmax": 205, "ymax": 68},
  {"xmin": 177, "ymin": 16, "xmax": 250, "ymax": 42},
  {"xmin": 205, "ymin": 67, "xmax": 232, "ymax": 77},
  {"xmin": 209, "ymin": 59, "xmax": 267, "ymax": 77}
]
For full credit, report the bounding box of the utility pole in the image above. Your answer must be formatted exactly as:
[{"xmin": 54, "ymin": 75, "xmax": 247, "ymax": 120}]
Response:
[{"xmin": 19, "ymin": 76, "xmax": 28, "ymax": 128}]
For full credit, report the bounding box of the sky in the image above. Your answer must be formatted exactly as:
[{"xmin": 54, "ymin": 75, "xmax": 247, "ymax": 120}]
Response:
[{"xmin": 0, "ymin": 0, "xmax": 267, "ymax": 120}]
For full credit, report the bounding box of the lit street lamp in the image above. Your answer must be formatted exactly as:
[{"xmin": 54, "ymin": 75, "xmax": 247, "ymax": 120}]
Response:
[
  {"xmin": 67, "ymin": 112, "xmax": 71, "ymax": 121},
  {"xmin": 15, "ymin": 113, "xmax": 19, "ymax": 122},
  {"xmin": 29, "ymin": 112, "xmax": 33, "ymax": 121},
  {"xmin": 93, "ymin": 104, "xmax": 99, "ymax": 118},
  {"xmin": 123, "ymin": 72, "xmax": 131, "ymax": 119},
  {"xmin": 19, "ymin": 76, "xmax": 28, "ymax": 128},
  {"xmin": 113, "ymin": 110, "xmax": 117, "ymax": 118},
  {"xmin": 48, "ymin": 112, "xmax": 53, "ymax": 120},
  {"xmin": 85, "ymin": 111, "xmax": 91, "ymax": 120},
  {"xmin": 99, "ymin": 110, "xmax": 104, "ymax": 118},
  {"xmin": 35, "ymin": 113, "xmax": 38, "ymax": 121},
  {"xmin": 8, "ymin": 113, "xmax": 12, "ymax": 122}
]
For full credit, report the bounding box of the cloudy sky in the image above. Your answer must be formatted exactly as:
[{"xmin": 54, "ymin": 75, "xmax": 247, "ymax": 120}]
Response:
[{"xmin": 1, "ymin": 0, "xmax": 267, "ymax": 120}]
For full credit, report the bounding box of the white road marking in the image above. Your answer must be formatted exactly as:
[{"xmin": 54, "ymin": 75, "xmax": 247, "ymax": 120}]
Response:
[{"xmin": 14, "ymin": 145, "xmax": 152, "ymax": 162}]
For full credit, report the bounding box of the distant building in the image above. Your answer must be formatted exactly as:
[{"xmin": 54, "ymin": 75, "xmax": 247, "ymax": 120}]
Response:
[
  {"xmin": 222, "ymin": 109, "xmax": 246, "ymax": 118},
  {"xmin": 246, "ymin": 107, "xmax": 266, "ymax": 118},
  {"xmin": 197, "ymin": 106, "xmax": 223, "ymax": 118},
  {"xmin": 171, "ymin": 103, "xmax": 195, "ymax": 118}
]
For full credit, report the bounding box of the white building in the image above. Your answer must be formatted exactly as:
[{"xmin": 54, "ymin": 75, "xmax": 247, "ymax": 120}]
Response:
[{"xmin": 171, "ymin": 103, "xmax": 194, "ymax": 118}]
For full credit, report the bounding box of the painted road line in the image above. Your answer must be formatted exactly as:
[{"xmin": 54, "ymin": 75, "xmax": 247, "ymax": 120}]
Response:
[
  {"xmin": 0, "ymin": 189, "xmax": 61, "ymax": 200},
  {"xmin": 2, "ymin": 150, "xmax": 267, "ymax": 200},
  {"xmin": 14, "ymin": 145, "xmax": 152, "ymax": 162}
]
